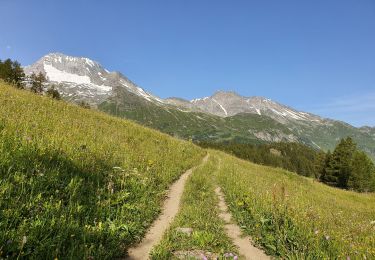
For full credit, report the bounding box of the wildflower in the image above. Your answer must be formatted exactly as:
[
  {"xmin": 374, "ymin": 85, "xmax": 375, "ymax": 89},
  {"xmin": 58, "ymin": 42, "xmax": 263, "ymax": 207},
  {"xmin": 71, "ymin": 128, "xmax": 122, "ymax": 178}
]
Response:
[
  {"xmin": 370, "ymin": 220, "xmax": 375, "ymax": 225},
  {"xmin": 22, "ymin": 236, "xmax": 27, "ymax": 246},
  {"xmin": 234, "ymin": 256, "xmax": 238, "ymax": 260},
  {"xmin": 325, "ymin": 235, "xmax": 330, "ymax": 240},
  {"xmin": 314, "ymin": 230, "xmax": 319, "ymax": 235},
  {"xmin": 107, "ymin": 181, "xmax": 114, "ymax": 194}
]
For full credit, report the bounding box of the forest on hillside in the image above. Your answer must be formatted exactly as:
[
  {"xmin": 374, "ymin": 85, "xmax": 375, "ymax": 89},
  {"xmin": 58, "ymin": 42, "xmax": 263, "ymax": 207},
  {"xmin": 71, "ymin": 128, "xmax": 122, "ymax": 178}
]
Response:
[{"xmin": 198, "ymin": 139, "xmax": 375, "ymax": 192}]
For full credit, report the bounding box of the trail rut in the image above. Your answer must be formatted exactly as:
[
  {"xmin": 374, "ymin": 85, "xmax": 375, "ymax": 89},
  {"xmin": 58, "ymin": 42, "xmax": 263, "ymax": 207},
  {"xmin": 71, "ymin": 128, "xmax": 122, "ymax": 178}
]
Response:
[
  {"xmin": 126, "ymin": 154, "xmax": 209, "ymax": 259},
  {"xmin": 215, "ymin": 187, "xmax": 269, "ymax": 260}
]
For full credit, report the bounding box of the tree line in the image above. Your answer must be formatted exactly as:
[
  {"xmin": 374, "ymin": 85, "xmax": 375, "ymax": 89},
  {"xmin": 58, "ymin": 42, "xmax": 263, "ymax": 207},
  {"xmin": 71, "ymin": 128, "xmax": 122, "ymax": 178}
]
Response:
[
  {"xmin": 198, "ymin": 141, "xmax": 322, "ymax": 177},
  {"xmin": 198, "ymin": 138, "xmax": 375, "ymax": 192},
  {"xmin": 0, "ymin": 58, "xmax": 61, "ymax": 99},
  {"xmin": 319, "ymin": 137, "xmax": 375, "ymax": 192}
]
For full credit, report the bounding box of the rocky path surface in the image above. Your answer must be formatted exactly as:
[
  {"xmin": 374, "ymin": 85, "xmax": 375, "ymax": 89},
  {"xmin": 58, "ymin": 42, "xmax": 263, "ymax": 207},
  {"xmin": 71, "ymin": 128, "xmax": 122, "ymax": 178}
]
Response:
[{"xmin": 126, "ymin": 154, "xmax": 209, "ymax": 259}]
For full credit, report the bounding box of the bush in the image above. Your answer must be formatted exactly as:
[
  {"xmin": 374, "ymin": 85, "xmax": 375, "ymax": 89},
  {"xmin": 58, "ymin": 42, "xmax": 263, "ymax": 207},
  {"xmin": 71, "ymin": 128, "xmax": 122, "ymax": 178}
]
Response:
[{"xmin": 46, "ymin": 86, "xmax": 61, "ymax": 100}]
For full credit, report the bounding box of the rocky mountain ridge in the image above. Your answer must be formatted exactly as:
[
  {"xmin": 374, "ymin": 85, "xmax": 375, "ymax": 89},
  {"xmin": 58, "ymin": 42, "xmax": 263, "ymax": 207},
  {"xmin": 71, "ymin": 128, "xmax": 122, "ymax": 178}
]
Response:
[
  {"xmin": 24, "ymin": 53, "xmax": 163, "ymax": 105},
  {"xmin": 23, "ymin": 53, "xmax": 375, "ymax": 159}
]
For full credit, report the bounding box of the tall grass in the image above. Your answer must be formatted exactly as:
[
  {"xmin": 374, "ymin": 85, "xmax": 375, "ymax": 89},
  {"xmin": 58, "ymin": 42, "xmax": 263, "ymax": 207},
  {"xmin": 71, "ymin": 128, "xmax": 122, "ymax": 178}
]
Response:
[
  {"xmin": 214, "ymin": 150, "xmax": 375, "ymax": 259},
  {"xmin": 0, "ymin": 83, "xmax": 205, "ymax": 259}
]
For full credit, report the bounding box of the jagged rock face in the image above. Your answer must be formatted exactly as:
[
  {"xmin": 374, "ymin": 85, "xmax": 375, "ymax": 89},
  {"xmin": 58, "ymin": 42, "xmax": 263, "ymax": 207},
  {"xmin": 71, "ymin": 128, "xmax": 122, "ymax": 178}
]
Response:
[
  {"xmin": 24, "ymin": 53, "xmax": 321, "ymax": 124},
  {"xmin": 22, "ymin": 53, "xmax": 375, "ymax": 159},
  {"xmin": 184, "ymin": 91, "xmax": 322, "ymax": 124},
  {"xmin": 24, "ymin": 53, "xmax": 162, "ymax": 106}
]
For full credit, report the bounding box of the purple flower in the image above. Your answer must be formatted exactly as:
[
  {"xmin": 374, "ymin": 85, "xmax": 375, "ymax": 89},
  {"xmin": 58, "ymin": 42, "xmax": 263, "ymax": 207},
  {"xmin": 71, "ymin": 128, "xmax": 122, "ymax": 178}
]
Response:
[{"xmin": 201, "ymin": 254, "xmax": 207, "ymax": 260}]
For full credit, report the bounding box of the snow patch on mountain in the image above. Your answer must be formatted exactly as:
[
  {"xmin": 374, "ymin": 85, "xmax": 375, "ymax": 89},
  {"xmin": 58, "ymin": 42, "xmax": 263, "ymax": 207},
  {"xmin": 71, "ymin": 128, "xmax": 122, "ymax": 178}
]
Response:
[
  {"xmin": 212, "ymin": 98, "xmax": 228, "ymax": 116},
  {"xmin": 25, "ymin": 53, "xmax": 164, "ymax": 105},
  {"xmin": 44, "ymin": 64, "xmax": 91, "ymax": 85}
]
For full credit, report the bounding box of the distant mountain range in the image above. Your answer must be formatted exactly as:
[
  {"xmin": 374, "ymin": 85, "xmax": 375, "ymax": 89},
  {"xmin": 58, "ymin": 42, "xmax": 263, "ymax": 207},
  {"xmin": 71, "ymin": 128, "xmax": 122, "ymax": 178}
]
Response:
[{"xmin": 24, "ymin": 53, "xmax": 375, "ymax": 159}]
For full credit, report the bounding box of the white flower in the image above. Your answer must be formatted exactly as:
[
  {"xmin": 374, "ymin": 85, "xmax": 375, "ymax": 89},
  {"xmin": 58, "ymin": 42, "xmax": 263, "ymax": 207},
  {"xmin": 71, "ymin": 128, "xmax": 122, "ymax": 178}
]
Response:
[{"xmin": 22, "ymin": 236, "xmax": 27, "ymax": 245}]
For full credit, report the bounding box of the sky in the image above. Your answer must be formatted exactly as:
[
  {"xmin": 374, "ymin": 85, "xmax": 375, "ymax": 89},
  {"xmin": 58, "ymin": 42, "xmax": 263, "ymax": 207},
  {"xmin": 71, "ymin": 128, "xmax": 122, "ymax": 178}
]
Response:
[{"xmin": 1, "ymin": 0, "xmax": 374, "ymax": 127}]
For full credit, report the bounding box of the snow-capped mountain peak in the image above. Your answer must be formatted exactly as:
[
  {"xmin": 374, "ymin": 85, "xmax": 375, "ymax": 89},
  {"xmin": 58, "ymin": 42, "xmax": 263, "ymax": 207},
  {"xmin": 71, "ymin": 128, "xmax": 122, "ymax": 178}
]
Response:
[
  {"xmin": 24, "ymin": 53, "xmax": 162, "ymax": 105},
  {"xmin": 170, "ymin": 90, "xmax": 322, "ymax": 124},
  {"xmin": 25, "ymin": 53, "xmax": 321, "ymax": 124}
]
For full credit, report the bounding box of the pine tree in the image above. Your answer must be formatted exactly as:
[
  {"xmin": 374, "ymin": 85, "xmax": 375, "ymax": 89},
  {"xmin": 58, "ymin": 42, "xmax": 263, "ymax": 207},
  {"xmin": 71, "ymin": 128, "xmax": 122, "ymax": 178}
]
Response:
[
  {"xmin": 314, "ymin": 151, "xmax": 326, "ymax": 179},
  {"xmin": 322, "ymin": 137, "xmax": 356, "ymax": 188},
  {"xmin": 30, "ymin": 72, "xmax": 46, "ymax": 93},
  {"xmin": 11, "ymin": 61, "xmax": 25, "ymax": 88},
  {"xmin": 320, "ymin": 137, "xmax": 375, "ymax": 192},
  {"xmin": 348, "ymin": 151, "xmax": 375, "ymax": 192},
  {"xmin": 320, "ymin": 151, "xmax": 338, "ymax": 185},
  {"xmin": 0, "ymin": 59, "xmax": 25, "ymax": 88}
]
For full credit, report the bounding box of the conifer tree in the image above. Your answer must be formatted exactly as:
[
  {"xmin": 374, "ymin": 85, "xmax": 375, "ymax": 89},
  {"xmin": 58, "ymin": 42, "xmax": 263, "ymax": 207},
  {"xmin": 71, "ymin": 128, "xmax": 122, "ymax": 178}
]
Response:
[
  {"xmin": 322, "ymin": 137, "xmax": 356, "ymax": 188},
  {"xmin": 320, "ymin": 137, "xmax": 375, "ymax": 192},
  {"xmin": 320, "ymin": 151, "xmax": 338, "ymax": 185},
  {"xmin": 348, "ymin": 150, "xmax": 375, "ymax": 192},
  {"xmin": 11, "ymin": 61, "xmax": 25, "ymax": 88},
  {"xmin": 0, "ymin": 58, "xmax": 25, "ymax": 88},
  {"xmin": 30, "ymin": 72, "xmax": 46, "ymax": 93}
]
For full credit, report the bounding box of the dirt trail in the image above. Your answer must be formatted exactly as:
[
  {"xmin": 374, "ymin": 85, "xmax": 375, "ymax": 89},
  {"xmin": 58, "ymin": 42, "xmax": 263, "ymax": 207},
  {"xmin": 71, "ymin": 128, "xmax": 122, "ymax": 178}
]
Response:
[
  {"xmin": 126, "ymin": 154, "xmax": 209, "ymax": 260},
  {"xmin": 215, "ymin": 187, "xmax": 270, "ymax": 260}
]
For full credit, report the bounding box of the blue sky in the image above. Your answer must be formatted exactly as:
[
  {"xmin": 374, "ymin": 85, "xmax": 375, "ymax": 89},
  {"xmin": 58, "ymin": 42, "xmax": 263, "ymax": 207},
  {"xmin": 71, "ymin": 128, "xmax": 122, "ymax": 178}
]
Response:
[{"xmin": 1, "ymin": 0, "xmax": 374, "ymax": 127}]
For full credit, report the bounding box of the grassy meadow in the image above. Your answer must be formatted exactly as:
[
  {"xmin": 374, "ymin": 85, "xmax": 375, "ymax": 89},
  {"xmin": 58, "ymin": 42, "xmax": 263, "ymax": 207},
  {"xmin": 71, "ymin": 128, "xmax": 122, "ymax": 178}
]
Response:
[
  {"xmin": 0, "ymin": 83, "xmax": 205, "ymax": 259},
  {"xmin": 1, "ymin": 82, "xmax": 374, "ymax": 259},
  {"xmin": 151, "ymin": 151, "xmax": 374, "ymax": 259},
  {"xmin": 214, "ymin": 150, "xmax": 375, "ymax": 259}
]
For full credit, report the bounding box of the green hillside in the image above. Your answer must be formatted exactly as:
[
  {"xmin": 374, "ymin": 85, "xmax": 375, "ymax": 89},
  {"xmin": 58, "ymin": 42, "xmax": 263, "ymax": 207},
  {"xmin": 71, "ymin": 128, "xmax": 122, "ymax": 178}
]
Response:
[
  {"xmin": 0, "ymin": 82, "xmax": 205, "ymax": 259},
  {"xmin": 99, "ymin": 96, "xmax": 298, "ymax": 144},
  {"xmin": 1, "ymin": 82, "xmax": 374, "ymax": 259},
  {"xmin": 99, "ymin": 95, "xmax": 375, "ymax": 161},
  {"xmin": 213, "ymin": 151, "xmax": 375, "ymax": 258},
  {"xmin": 150, "ymin": 151, "xmax": 375, "ymax": 259}
]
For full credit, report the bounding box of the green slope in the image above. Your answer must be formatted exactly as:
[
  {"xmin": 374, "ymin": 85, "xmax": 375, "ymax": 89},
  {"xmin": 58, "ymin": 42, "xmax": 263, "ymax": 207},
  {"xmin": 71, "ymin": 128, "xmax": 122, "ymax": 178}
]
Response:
[
  {"xmin": 0, "ymin": 82, "xmax": 205, "ymax": 259},
  {"xmin": 99, "ymin": 95, "xmax": 375, "ymax": 160},
  {"xmin": 99, "ymin": 95, "xmax": 297, "ymax": 144},
  {"xmin": 295, "ymin": 121, "xmax": 375, "ymax": 158},
  {"xmin": 1, "ymin": 82, "xmax": 374, "ymax": 259},
  {"xmin": 151, "ymin": 151, "xmax": 374, "ymax": 259},
  {"xmin": 214, "ymin": 150, "xmax": 375, "ymax": 258}
]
